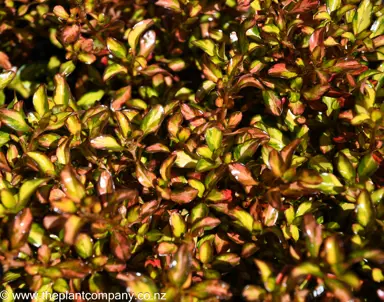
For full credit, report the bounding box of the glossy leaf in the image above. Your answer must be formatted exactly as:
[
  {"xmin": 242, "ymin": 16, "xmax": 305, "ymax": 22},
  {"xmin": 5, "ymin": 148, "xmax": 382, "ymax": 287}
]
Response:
[{"xmin": 0, "ymin": 109, "xmax": 31, "ymax": 132}]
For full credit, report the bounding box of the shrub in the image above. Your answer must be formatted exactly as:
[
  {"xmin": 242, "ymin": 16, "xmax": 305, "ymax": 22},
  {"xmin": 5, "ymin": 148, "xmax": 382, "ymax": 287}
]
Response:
[{"xmin": 0, "ymin": 0, "xmax": 383, "ymax": 301}]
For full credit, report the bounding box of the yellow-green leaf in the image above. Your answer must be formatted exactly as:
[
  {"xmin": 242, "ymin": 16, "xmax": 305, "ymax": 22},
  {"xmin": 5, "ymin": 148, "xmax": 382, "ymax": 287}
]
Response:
[
  {"xmin": 53, "ymin": 74, "xmax": 71, "ymax": 106},
  {"xmin": 128, "ymin": 19, "xmax": 155, "ymax": 53},
  {"xmin": 27, "ymin": 151, "xmax": 57, "ymax": 176},
  {"xmin": 107, "ymin": 38, "xmax": 127, "ymax": 60},
  {"xmin": 18, "ymin": 178, "xmax": 49, "ymax": 208},
  {"xmin": 353, "ymin": 0, "xmax": 372, "ymax": 35},
  {"xmin": 90, "ymin": 135, "xmax": 123, "ymax": 151},
  {"xmin": 0, "ymin": 109, "xmax": 31, "ymax": 132}
]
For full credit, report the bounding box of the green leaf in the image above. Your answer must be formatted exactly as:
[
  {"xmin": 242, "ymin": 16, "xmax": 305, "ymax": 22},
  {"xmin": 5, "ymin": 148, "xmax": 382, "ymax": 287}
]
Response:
[
  {"xmin": 1, "ymin": 189, "xmax": 17, "ymax": 209},
  {"xmin": 336, "ymin": 152, "xmax": 355, "ymax": 182},
  {"xmin": 77, "ymin": 90, "xmax": 105, "ymax": 107},
  {"xmin": 75, "ymin": 233, "xmax": 93, "ymax": 259},
  {"xmin": 318, "ymin": 173, "xmax": 344, "ymax": 194},
  {"xmin": 205, "ymin": 127, "xmax": 222, "ymax": 151},
  {"xmin": 103, "ymin": 63, "xmax": 128, "ymax": 81},
  {"xmin": 0, "ymin": 70, "xmax": 16, "ymax": 90},
  {"xmin": 326, "ymin": 0, "xmax": 341, "ymax": 14},
  {"xmin": 0, "ymin": 131, "xmax": 10, "ymax": 147},
  {"xmin": 188, "ymin": 179, "xmax": 205, "ymax": 198},
  {"xmin": 356, "ymin": 190, "xmax": 374, "ymax": 227},
  {"xmin": 27, "ymin": 151, "xmax": 57, "ymax": 176},
  {"xmin": 0, "ymin": 109, "xmax": 31, "ymax": 132},
  {"xmin": 140, "ymin": 104, "xmax": 165, "ymax": 136},
  {"xmin": 192, "ymin": 39, "xmax": 217, "ymax": 56},
  {"xmin": 53, "ymin": 74, "xmax": 71, "ymax": 106},
  {"xmin": 169, "ymin": 213, "xmax": 186, "ymax": 238},
  {"xmin": 33, "ymin": 84, "xmax": 48, "ymax": 117},
  {"xmin": 262, "ymin": 90, "xmax": 282, "ymax": 116},
  {"xmin": 231, "ymin": 208, "xmax": 254, "ymax": 232},
  {"xmin": 18, "ymin": 178, "xmax": 49, "ymax": 208},
  {"xmin": 90, "ymin": 135, "xmax": 123, "ymax": 151},
  {"xmin": 358, "ymin": 152, "xmax": 380, "ymax": 180},
  {"xmin": 107, "ymin": 38, "xmax": 128, "ymax": 60},
  {"xmin": 128, "ymin": 19, "xmax": 155, "ymax": 53},
  {"xmin": 353, "ymin": 0, "xmax": 372, "ymax": 35},
  {"xmin": 309, "ymin": 155, "xmax": 333, "ymax": 173}
]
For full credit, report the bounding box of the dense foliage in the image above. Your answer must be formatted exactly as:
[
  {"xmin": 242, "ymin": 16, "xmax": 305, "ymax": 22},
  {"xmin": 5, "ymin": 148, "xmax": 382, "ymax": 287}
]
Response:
[{"xmin": 0, "ymin": 0, "xmax": 383, "ymax": 301}]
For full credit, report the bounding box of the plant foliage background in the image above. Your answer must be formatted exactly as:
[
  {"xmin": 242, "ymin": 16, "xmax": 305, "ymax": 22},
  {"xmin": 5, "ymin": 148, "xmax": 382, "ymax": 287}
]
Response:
[{"xmin": 0, "ymin": 0, "xmax": 383, "ymax": 301}]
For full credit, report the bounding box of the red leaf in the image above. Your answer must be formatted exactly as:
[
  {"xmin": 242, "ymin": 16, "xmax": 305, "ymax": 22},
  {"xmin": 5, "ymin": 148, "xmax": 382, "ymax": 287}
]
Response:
[
  {"xmin": 228, "ymin": 163, "xmax": 258, "ymax": 186},
  {"xmin": 289, "ymin": 0, "xmax": 319, "ymax": 13},
  {"xmin": 171, "ymin": 187, "xmax": 199, "ymax": 203},
  {"xmin": 10, "ymin": 208, "xmax": 33, "ymax": 249},
  {"xmin": 110, "ymin": 231, "xmax": 131, "ymax": 261},
  {"xmin": 62, "ymin": 24, "xmax": 80, "ymax": 44}
]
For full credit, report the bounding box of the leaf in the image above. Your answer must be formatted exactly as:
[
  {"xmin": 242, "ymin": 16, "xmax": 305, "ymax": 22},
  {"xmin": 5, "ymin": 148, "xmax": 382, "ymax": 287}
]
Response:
[
  {"xmin": 117, "ymin": 273, "xmax": 158, "ymax": 302},
  {"xmin": 358, "ymin": 152, "xmax": 381, "ymax": 180},
  {"xmin": 356, "ymin": 190, "xmax": 374, "ymax": 227},
  {"xmin": 171, "ymin": 187, "xmax": 199, "ymax": 203},
  {"xmin": 103, "ymin": 63, "xmax": 128, "ymax": 81},
  {"xmin": 336, "ymin": 152, "xmax": 355, "ymax": 182},
  {"xmin": 160, "ymin": 153, "xmax": 176, "ymax": 181},
  {"xmin": 107, "ymin": 38, "xmax": 127, "ymax": 60},
  {"xmin": 1, "ymin": 189, "xmax": 17, "ymax": 209},
  {"xmin": 269, "ymin": 149, "xmax": 285, "ymax": 177},
  {"xmin": 268, "ymin": 63, "xmax": 298, "ymax": 79},
  {"xmin": 18, "ymin": 178, "xmax": 49, "ymax": 208},
  {"xmin": 188, "ymin": 280, "xmax": 231, "ymax": 299},
  {"xmin": 262, "ymin": 90, "xmax": 282, "ymax": 116},
  {"xmin": 254, "ymin": 259, "xmax": 275, "ymax": 291},
  {"xmin": 0, "ymin": 109, "xmax": 31, "ymax": 132},
  {"xmin": 317, "ymin": 173, "xmax": 344, "ymax": 194},
  {"xmin": 234, "ymin": 139, "xmax": 262, "ymax": 162},
  {"xmin": 0, "ymin": 70, "xmax": 15, "ymax": 90},
  {"xmin": 191, "ymin": 217, "xmax": 221, "ymax": 235},
  {"xmin": 110, "ymin": 231, "xmax": 131, "ymax": 261},
  {"xmin": 230, "ymin": 208, "xmax": 254, "ymax": 232},
  {"xmin": 140, "ymin": 104, "xmax": 165, "ymax": 136},
  {"xmin": 326, "ymin": 0, "xmax": 341, "ymax": 13},
  {"xmin": 170, "ymin": 213, "xmax": 186, "ymax": 238},
  {"xmin": 75, "ymin": 234, "xmax": 93, "ymax": 259},
  {"xmin": 168, "ymin": 244, "xmax": 192, "ymax": 286},
  {"xmin": 27, "ymin": 152, "xmax": 57, "ymax": 176},
  {"xmin": 32, "ymin": 84, "xmax": 49, "ymax": 118},
  {"xmin": 228, "ymin": 163, "xmax": 257, "ymax": 186},
  {"xmin": 206, "ymin": 127, "xmax": 222, "ymax": 151},
  {"xmin": 64, "ymin": 215, "xmax": 83, "ymax": 245},
  {"xmin": 196, "ymin": 81, "xmax": 216, "ymax": 102},
  {"xmin": 136, "ymin": 162, "xmax": 156, "ymax": 188},
  {"xmin": 353, "ymin": 0, "xmax": 373, "ymax": 35},
  {"xmin": 192, "ymin": 39, "xmax": 217, "ymax": 56},
  {"xmin": 303, "ymin": 214, "xmax": 322, "ymax": 258},
  {"xmin": 128, "ymin": 19, "xmax": 155, "ymax": 53},
  {"xmin": 10, "ymin": 208, "xmax": 33, "ymax": 249},
  {"xmin": 62, "ymin": 24, "xmax": 80, "ymax": 44},
  {"xmin": 77, "ymin": 90, "xmax": 105, "ymax": 107},
  {"xmin": 90, "ymin": 135, "xmax": 123, "ymax": 151},
  {"xmin": 289, "ymin": 0, "xmax": 319, "ymax": 13},
  {"xmin": 303, "ymin": 84, "xmax": 330, "ymax": 101},
  {"xmin": 156, "ymin": 0, "xmax": 181, "ymax": 12},
  {"xmin": 53, "ymin": 74, "xmax": 71, "ymax": 106},
  {"xmin": 60, "ymin": 165, "xmax": 86, "ymax": 203},
  {"xmin": 0, "ymin": 131, "xmax": 10, "ymax": 147}
]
